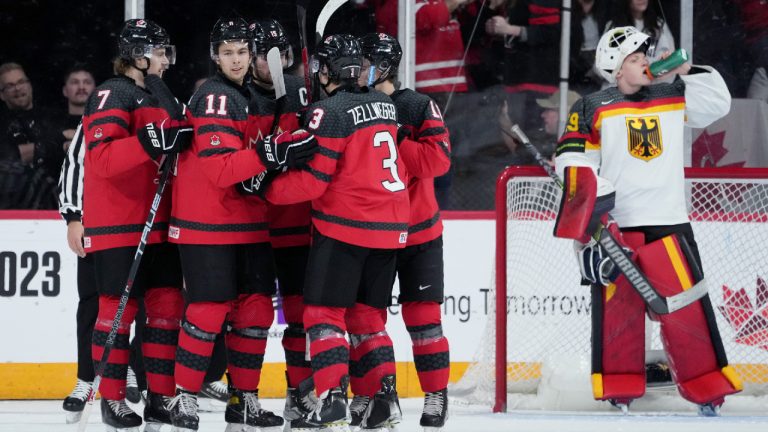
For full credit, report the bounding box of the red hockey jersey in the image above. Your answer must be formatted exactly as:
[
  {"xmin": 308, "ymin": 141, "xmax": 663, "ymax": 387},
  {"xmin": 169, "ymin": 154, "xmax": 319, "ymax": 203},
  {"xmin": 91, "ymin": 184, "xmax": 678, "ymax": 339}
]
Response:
[
  {"xmin": 82, "ymin": 76, "xmax": 171, "ymax": 252},
  {"xmin": 265, "ymin": 87, "xmax": 410, "ymax": 249},
  {"xmin": 248, "ymin": 74, "xmax": 312, "ymax": 249},
  {"xmin": 169, "ymin": 73, "xmax": 269, "ymax": 245},
  {"xmin": 390, "ymin": 89, "xmax": 451, "ymax": 246}
]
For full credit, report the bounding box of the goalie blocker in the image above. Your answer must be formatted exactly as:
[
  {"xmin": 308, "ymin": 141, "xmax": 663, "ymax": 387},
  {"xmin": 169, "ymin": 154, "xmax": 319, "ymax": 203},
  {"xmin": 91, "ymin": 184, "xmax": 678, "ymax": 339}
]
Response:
[{"xmin": 554, "ymin": 167, "xmax": 741, "ymax": 406}]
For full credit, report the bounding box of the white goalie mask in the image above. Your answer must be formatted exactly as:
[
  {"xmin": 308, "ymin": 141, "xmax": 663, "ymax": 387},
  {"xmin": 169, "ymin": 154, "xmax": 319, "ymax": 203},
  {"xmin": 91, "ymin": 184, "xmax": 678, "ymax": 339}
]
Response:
[{"xmin": 594, "ymin": 26, "xmax": 650, "ymax": 84}]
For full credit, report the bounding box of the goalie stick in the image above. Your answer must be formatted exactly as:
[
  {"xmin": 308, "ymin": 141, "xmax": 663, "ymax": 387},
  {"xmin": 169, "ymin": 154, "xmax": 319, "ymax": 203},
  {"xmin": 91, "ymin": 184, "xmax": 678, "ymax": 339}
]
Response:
[
  {"xmin": 77, "ymin": 75, "xmax": 183, "ymax": 431},
  {"xmin": 506, "ymin": 124, "xmax": 708, "ymax": 315},
  {"xmin": 297, "ymin": 0, "xmax": 348, "ymax": 104}
]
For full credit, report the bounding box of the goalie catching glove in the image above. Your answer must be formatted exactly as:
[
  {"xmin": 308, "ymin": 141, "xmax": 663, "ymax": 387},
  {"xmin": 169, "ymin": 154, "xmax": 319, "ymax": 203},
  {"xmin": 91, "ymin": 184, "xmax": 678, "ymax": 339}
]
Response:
[
  {"xmin": 137, "ymin": 118, "xmax": 193, "ymax": 159},
  {"xmin": 255, "ymin": 129, "xmax": 318, "ymax": 172}
]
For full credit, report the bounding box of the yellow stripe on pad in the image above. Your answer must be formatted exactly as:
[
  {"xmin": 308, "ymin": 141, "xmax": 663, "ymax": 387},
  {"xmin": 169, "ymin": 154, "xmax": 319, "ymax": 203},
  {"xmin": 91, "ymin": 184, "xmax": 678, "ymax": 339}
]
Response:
[
  {"xmin": 722, "ymin": 365, "xmax": 744, "ymax": 391},
  {"xmin": 662, "ymin": 236, "xmax": 693, "ymax": 290},
  {"xmin": 591, "ymin": 373, "xmax": 604, "ymax": 399}
]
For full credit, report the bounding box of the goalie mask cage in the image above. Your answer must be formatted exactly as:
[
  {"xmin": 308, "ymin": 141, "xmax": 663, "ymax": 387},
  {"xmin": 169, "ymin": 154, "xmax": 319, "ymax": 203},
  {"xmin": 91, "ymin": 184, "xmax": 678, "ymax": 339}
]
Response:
[{"xmin": 452, "ymin": 166, "xmax": 768, "ymax": 413}]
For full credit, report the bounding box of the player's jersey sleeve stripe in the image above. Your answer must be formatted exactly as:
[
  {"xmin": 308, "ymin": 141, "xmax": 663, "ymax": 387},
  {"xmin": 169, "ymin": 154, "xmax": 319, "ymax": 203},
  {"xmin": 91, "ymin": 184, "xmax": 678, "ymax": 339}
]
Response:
[
  {"xmin": 88, "ymin": 116, "xmax": 130, "ymax": 132},
  {"xmin": 317, "ymin": 146, "xmax": 342, "ymax": 160},
  {"xmin": 198, "ymin": 124, "xmax": 244, "ymax": 139},
  {"xmin": 419, "ymin": 126, "xmax": 447, "ymax": 138},
  {"xmin": 199, "ymin": 147, "xmax": 237, "ymax": 157},
  {"xmin": 85, "ymin": 222, "xmax": 169, "ymax": 236},
  {"xmin": 311, "ymin": 209, "xmax": 409, "ymax": 232},
  {"xmin": 170, "ymin": 217, "xmax": 269, "ymax": 233},
  {"xmin": 304, "ymin": 166, "xmax": 332, "ymax": 183}
]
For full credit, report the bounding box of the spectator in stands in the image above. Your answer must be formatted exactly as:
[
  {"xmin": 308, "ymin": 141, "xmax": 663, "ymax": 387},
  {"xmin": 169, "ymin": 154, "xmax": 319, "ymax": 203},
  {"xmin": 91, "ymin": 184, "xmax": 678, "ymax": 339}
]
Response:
[
  {"xmin": 59, "ymin": 64, "xmax": 95, "ymax": 150},
  {"xmin": 733, "ymin": 0, "xmax": 768, "ymax": 101},
  {"xmin": 0, "ymin": 62, "xmax": 64, "ymax": 209},
  {"xmin": 570, "ymin": 0, "xmax": 610, "ymax": 94},
  {"xmin": 485, "ymin": 0, "xmax": 561, "ymax": 130},
  {"xmin": 411, "ymin": 0, "xmax": 475, "ymax": 209},
  {"xmin": 604, "ymin": 0, "xmax": 674, "ymax": 65}
]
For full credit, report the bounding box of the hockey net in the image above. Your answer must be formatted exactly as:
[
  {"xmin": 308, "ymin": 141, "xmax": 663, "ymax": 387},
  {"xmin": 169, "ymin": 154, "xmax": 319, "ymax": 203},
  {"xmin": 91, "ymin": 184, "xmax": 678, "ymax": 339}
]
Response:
[{"xmin": 451, "ymin": 166, "xmax": 768, "ymax": 412}]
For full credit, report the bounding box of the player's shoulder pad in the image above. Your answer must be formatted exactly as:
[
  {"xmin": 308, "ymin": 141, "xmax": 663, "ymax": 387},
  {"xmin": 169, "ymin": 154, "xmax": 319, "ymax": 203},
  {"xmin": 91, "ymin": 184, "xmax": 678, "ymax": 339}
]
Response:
[
  {"xmin": 391, "ymin": 88, "xmax": 434, "ymax": 127},
  {"xmin": 648, "ymin": 79, "xmax": 686, "ymax": 99},
  {"xmin": 84, "ymin": 76, "xmax": 143, "ymax": 115},
  {"xmin": 189, "ymin": 74, "xmax": 249, "ymax": 120}
]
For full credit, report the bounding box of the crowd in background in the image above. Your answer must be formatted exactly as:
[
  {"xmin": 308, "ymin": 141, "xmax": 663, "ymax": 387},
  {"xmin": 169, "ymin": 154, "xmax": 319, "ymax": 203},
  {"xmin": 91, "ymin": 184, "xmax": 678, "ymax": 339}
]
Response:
[{"xmin": 1, "ymin": 0, "xmax": 767, "ymax": 210}]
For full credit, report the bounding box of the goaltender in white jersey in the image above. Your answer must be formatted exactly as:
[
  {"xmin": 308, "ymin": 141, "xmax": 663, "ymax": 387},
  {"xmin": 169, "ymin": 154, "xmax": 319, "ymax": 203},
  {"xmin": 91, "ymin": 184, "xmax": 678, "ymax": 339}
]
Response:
[{"xmin": 555, "ymin": 35, "xmax": 730, "ymax": 228}]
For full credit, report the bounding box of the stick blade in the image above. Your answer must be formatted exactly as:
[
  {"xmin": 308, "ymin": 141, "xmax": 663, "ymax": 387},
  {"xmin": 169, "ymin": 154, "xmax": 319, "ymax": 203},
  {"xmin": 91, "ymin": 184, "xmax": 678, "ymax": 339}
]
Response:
[
  {"xmin": 316, "ymin": 0, "xmax": 349, "ymax": 44},
  {"xmin": 267, "ymin": 47, "xmax": 287, "ymax": 99}
]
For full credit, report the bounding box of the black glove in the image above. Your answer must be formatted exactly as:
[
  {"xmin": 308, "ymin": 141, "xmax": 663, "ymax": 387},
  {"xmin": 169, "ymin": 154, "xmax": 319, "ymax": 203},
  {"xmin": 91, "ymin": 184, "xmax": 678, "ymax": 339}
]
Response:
[
  {"xmin": 397, "ymin": 124, "xmax": 414, "ymax": 145},
  {"xmin": 137, "ymin": 118, "xmax": 193, "ymax": 159},
  {"xmin": 237, "ymin": 170, "xmax": 280, "ymax": 198},
  {"xmin": 7, "ymin": 119, "xmax": 31, "ymax": 145},
  {"xmin": 256, "ymin": 129, "xmax": 318, "ymax": 172},
  {"xmin": 576, "ymin": 239, "xmax": 630, "ymax": 286}
]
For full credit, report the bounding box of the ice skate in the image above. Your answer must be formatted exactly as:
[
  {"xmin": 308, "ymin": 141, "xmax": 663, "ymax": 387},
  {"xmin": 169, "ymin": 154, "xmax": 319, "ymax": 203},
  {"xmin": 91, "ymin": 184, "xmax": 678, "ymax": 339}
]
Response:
[
  {"xmin": 101, "ymin": 398, "xmax": 142, "ymax": 431},
  {"xmin": 224, "ymin": 388, "xmax": 284, "ymax": 432},
  {"xmin": 168, "ymin": 389, "xmax": 199, "ymax": 432},
  {"xmin": 420, "ymin": 388, "xmax": 448, "ymax": 432},
  {"xmin": 62, "ymin": 378, "xmax": 92, "ymax": 424}
]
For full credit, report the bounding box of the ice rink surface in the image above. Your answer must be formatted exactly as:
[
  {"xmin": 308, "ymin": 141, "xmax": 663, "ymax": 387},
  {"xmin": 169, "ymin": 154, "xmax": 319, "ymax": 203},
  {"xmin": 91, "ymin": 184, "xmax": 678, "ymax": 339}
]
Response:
[{"xmin": 2, "ymin": 397, "xmax": 768, "ymax": 432}]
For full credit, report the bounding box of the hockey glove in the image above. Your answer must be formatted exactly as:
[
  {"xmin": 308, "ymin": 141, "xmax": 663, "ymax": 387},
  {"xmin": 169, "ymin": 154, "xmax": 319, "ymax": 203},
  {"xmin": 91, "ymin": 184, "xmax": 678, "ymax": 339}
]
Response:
[
  {"xmin": 575, "ymin": 239, "xmax": 627, "ymax": 286},
  {"xmin": 255, "ymin": 129, "xmax": 318, "ymax": 172},
  {"xmin": 396, "ymin": 124, "xmax": 415, "ymax": 145},
  {"xmin": 137, "ymin": 118, "xmax": 193, "ymax": 159},
  {"xmin": 237, "ymin": 170, "xmax": 280, "ymax": 198}
]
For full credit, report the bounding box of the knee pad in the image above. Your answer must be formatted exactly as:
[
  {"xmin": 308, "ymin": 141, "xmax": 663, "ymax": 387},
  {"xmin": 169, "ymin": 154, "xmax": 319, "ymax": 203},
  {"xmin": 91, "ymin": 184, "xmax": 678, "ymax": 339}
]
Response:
[
  {"xmin": 145, "ymin": 287, "xmax": 184, "ymax": 328},
  {"xmin": 303, "ymin": 305, "xmax": 346, "ymax": 331},
  {"xmin": 402, "ymin": 301, "xmax": 442, "ymax": 327},
  {"xmin": 346, "ymin": 303, "xmax": 387, "ymax": 335},
  {"xmin": 97, "ymin": 295, "xmax": 138, "ymax": 332},
  {"xmin": 230, "ymin": 293, "xmax": 274, "ymax": 329},
  {"xmin": 282, "ymin": 295, "xmax": 304, "ymax": 325},
  {"xmin": 185, "ymin": 301, "xmax": 230, "ymax": 334}
]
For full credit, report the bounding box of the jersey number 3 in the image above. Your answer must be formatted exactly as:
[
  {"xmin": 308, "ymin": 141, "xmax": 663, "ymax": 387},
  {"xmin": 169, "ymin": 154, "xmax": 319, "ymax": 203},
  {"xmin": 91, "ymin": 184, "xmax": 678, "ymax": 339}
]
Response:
[{"xmin": 373, "ymin": 131, "xmax": 405, "ymax": 192}]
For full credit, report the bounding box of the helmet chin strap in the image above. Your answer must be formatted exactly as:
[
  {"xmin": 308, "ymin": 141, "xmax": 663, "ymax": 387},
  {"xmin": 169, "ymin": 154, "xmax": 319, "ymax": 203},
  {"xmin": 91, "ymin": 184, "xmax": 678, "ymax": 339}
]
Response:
[{"xmin": 132, "ymin": 57, "xmax": 151, "ymax": 77}]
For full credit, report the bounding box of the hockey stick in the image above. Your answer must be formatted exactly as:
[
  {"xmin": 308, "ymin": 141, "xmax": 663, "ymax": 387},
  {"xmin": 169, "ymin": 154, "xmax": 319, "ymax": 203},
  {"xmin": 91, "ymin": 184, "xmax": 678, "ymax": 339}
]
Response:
[
  {"xmin": 268, "ymin": 46, "xmax": 287, "ymax": 134},
  {"xmin": 506, "ymin": 125, "xmax": 708, "ymax": 314},
  {"xmin": 297, "ymin": 0, "xmax": 348, "ymax": 104},
  {"xmin": 77, "ymin": 76, "xmax": 183, "ymax": 431}
]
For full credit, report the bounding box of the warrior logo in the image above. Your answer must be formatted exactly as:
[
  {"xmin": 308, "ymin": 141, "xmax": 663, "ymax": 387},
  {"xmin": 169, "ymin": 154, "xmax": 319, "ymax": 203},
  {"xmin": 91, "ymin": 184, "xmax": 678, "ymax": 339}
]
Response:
[{"xmin": 626, "ymin": 116, "xmax": 663, "ymax": 161}]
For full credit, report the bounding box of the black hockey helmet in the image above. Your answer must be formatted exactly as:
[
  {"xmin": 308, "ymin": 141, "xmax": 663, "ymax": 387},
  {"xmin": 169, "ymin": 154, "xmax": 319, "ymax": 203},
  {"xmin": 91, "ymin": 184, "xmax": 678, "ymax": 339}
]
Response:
[
  {"xmin": 312, "ymin": 34, "xmax": 362, "ymax": 82},
  {"xmin": 359, "ymin": 32, "xmax": 402, "ymax": 85},
  {"xmin": 118, "ymin": 19, "xmax": 176, "ymax": 64},
  {"xmin": 249, "ymin": 19, "xmax": 294, "ymax": 68},
  {"xmin": 210, "ymin": 17, "xmax": 251, "ymax": 60}
]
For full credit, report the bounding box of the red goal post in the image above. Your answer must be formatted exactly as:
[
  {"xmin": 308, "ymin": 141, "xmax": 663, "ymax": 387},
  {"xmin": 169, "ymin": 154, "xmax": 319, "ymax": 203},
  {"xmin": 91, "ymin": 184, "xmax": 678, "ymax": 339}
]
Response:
[{"xmin": 491, "ymin": 166, "xmax": 768, "ymax": 413}]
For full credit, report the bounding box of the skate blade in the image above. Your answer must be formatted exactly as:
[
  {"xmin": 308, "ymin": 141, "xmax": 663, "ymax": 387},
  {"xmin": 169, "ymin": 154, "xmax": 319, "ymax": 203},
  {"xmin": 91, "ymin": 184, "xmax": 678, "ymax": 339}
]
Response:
[
  {"xmin": 422, "ymin": 428, "xmax": 443, "ymax": 432},
  {"xmin": 65, "ymin": 410, "xmax": 83, "ymax": 424},
  {"xmin": 251, "ymin": 426, "xmax": 284, "ymax": 432},
  {"xmin": 143, "ymin": 421, "xmax": 167, "ymax": 432},
  {"xmin": 197, "ymin": 397, "xmax": 227, "ymax": 412},
  {"xmin": 224, "ymin": 423, "xmax": 244, "ymax": 432},
  {"xmin": 320, "ymin": 424, "xmax": 351, "ymax": 432},
  {"xmin": 105, "ymin": 427, "xmax": 140, "ymax": 432},
  {"xmin": 171, "ymin": 427, "xmax": 197, "ymax": 432}
]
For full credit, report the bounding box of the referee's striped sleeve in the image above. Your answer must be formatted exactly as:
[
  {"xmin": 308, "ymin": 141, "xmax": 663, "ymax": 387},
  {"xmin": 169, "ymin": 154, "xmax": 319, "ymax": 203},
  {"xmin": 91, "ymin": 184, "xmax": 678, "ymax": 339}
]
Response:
[{"xmin": 58, "ymin": 121, "xmax": 85, "ymax": 222}]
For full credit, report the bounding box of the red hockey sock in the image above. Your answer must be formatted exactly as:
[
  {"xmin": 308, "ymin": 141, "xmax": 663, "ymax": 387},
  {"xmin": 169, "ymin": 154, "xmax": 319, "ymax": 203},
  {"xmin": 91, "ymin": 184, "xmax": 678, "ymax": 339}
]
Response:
[
  {"xmin": 226, "ymin": 294, "xmax": 274, "ymax": 391},
  {"xmin": 282, "ymin": 295, "xmax": 312, "ymax": 387},
  {"xmin": 91, "ymin": 295, "xmax": 139, "ymax": 400},
  {"xmin": 175, "ymin": 301, "xmax": 230, "ymax": 393},
  {"xmin": 347, "ymin": 303, "xmax": 395, "ymax": 397},
  {"xmin": 402, "ymin": 302, "xmax": 450, "ymax": 393},
  {"xmin": 304, "ymin": 305, "xmax": 349, "ymax": 396},
  {"xmin": 143, "ymin": 287, "xmax": 184, "ymax": 396}
]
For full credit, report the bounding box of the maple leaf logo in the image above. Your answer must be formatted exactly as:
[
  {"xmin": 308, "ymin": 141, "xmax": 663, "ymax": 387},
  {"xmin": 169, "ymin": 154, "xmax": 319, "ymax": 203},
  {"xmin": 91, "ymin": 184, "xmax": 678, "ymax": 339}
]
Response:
[
  {"xmin": 717, "ymin": 277, "xmax": 768, "ymax": 351},
  {"xmin": 692, "ymin": 130, "xmax": 745, "ymax": 168}
]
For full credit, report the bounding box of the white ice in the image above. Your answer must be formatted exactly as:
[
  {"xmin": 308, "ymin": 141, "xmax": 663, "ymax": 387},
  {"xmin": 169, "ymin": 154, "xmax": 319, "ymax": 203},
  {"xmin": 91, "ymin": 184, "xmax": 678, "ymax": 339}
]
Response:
[{"xmin": 1, "ymin": 397, "xmax": 768, "ymax": 432}]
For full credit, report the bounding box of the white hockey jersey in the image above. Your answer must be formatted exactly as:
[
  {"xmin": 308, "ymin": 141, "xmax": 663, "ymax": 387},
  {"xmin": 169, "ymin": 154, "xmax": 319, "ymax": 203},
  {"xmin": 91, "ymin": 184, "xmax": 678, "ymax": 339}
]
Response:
[{"xmin": 555, "ymin": 66, "xmax": 731, "ymax": 228}]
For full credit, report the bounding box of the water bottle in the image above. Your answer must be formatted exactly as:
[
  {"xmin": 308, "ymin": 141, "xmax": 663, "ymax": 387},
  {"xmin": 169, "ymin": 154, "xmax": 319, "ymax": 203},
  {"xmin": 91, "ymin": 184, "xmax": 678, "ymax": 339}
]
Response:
[{"xmin": 645, "ymin": 49, "xmax": 689, "ymax": 78}]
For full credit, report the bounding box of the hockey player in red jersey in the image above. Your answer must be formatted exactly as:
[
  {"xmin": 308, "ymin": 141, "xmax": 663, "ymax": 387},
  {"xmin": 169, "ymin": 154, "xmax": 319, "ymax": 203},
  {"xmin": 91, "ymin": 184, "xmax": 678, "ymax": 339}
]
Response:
[
  {"xmin": 554, "ymin": 26, "xmax": 742, "ymax": 415},
  {"xmin": 259, "ymin": 34, "xmax": 409, "ymax": 430},
  {"xmin": 357, "ymin": 32, "xmax": 451, "ymax": 430},
  {"xmin": 166, "ymin": 17, "xmax": 316, "ymax": 432},
  {"xmin": 241, "ymin": 18, "xmax": 316, "ymax": 424},
  {"xmin": 81, "ymin": 18, "xmax": 188, "ymax": 431}
]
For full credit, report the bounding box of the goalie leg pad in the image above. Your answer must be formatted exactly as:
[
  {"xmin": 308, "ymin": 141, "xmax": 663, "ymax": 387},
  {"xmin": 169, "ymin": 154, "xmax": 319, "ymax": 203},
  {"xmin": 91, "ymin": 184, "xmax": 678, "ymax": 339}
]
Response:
[
  {"xmin": 590, "ymin": 232, "xmax": 646, "ymax": 401},
  {"xmin": 634, "ymin": 234, "xmax": 742, "ymax": 404}
]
